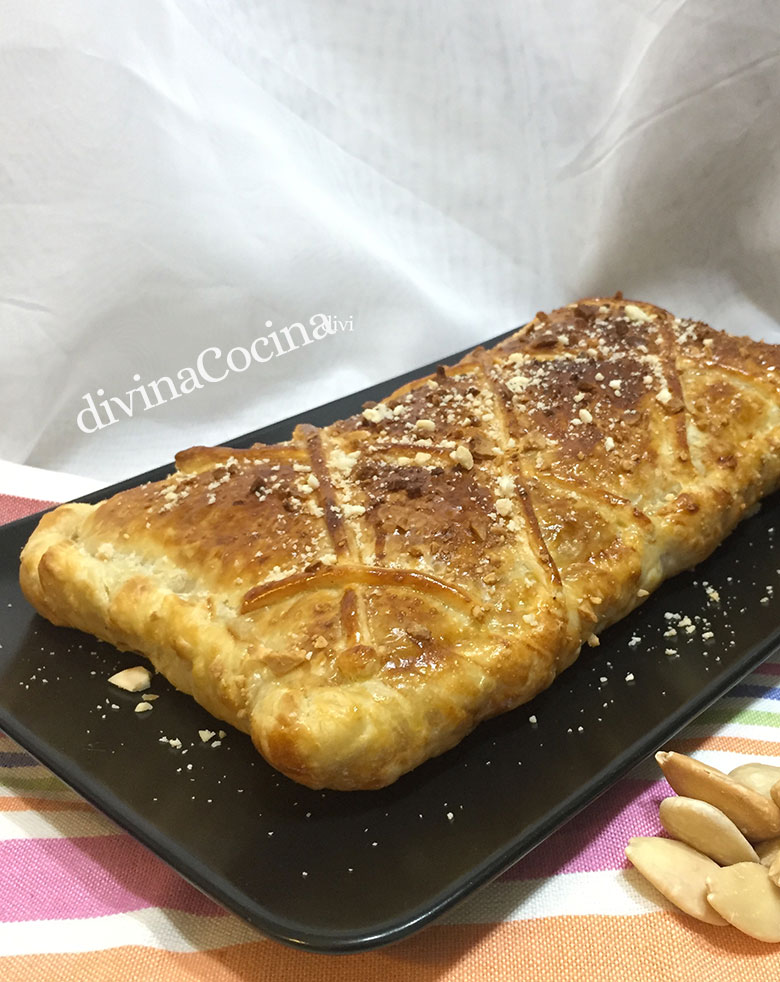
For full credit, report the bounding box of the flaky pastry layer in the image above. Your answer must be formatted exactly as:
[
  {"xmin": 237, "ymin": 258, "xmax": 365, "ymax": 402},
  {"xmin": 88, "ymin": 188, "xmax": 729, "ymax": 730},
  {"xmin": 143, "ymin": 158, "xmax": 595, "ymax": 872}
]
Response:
[{"xmin": 19, "ymin": 297, "xmax": 780, "ymax": 788}]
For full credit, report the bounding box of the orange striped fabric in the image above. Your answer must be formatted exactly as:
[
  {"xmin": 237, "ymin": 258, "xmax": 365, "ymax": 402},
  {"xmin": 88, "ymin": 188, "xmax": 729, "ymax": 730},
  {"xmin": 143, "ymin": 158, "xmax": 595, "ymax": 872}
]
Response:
[{"xmin": 2, "ymin": 914, "xmax": 780, "ymax": 982}]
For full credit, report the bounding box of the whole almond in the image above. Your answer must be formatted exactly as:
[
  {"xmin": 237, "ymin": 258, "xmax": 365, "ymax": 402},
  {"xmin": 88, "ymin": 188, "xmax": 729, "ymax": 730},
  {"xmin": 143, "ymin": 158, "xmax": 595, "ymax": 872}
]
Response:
[
  {"xmin": 659, "ymin": 796, "xmax": 758, "ymax": 866},
  {"xmin": 655, "ymin": 751, "xmax": 780, "ymax": 841},
  {"xmin": 729, "ymin": 763, "xmax": 780, "ymax": 799},
  {"xmin": 706, "ymin": 863, "xmax": 780, "ymax": 942},
  {"xmin": 625, "ymin": 836, "xmax": 726, "ymax": 925}
]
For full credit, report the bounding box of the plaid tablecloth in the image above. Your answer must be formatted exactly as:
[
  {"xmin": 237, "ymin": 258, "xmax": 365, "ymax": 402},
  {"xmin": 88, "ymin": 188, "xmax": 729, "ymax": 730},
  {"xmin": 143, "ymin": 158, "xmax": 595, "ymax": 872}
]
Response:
[{"xmin": 3, "ymin": 475, "xmax": 780, "ymax": 981}]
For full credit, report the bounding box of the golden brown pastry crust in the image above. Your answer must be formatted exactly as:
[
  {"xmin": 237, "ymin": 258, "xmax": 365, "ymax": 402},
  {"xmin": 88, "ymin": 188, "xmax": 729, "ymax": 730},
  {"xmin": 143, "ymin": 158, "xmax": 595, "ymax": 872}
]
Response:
[{"xmin": 19, "ymin": 297, "xmax": 780, "ymax": 789}]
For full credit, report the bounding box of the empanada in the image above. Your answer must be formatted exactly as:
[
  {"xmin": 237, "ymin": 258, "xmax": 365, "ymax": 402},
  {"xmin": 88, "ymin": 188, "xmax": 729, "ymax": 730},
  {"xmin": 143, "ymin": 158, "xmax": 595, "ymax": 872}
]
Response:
[{"xmin": 19, "ymin": 297, "xmax": 780, "ymax": 789}]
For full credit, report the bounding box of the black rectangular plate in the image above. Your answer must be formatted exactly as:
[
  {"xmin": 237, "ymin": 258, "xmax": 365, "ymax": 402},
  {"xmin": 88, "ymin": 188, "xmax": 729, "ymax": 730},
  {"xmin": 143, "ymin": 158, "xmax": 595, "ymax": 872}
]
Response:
[{"xmin": 2, "ymin": 330, "xmax": 780, "ymax": 953}]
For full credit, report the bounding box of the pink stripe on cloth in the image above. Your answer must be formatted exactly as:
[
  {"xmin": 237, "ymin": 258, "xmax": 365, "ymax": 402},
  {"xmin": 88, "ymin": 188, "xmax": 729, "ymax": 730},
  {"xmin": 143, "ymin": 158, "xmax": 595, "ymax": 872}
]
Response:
[
  {"xmin": 0, "ymin": 835, "xmax": 226, "ymax": 921},
  {"xmin": 501, "ymin": 778, "xmax": 663, "ymax": 880},
  {"xmin": 0, "ymin": 494, "xmax": 56, "ymax": 525},
  {"xmin": 755, "ymin": 662, "xmax": 780, "ymax": 676}
]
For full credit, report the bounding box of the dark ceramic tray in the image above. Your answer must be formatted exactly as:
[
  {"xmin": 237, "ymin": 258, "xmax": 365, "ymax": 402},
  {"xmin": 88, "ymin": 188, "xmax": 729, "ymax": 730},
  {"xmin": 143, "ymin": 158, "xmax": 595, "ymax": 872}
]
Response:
[{"xmin": 1, "ymin": 332, "xmax": 779, "ymax": 953}]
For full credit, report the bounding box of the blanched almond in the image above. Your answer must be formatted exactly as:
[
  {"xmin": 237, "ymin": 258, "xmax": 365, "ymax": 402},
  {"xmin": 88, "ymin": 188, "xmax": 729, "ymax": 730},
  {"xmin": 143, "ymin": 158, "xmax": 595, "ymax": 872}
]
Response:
[
  {"xmin": 108, "ymin": 666, "xmax": 152, "ymax": 692},
  {"xmin": 706, "ymin": 863, "xmax": 780, "ymax": 942},
  {"xmin": 756, "ymin": 836, "xmax": 780, "ymax": 867},
  {"xmin": 625, "ymin": 836, "xmax": 726, "ymax": 925},
  {"xmin": 655, "ymin": 751, "xmax": 780, "ymax": 841},
  {"xmin": 658, "ymin": 796, "xmax": 758, "ymax": 866},
  {"xmin": 770, "ymin": 853, "xmax": 780, "ymax": 889},
  {"xmin": 729, "ymin": 762, "xmax": 780, "ymax": 799}
]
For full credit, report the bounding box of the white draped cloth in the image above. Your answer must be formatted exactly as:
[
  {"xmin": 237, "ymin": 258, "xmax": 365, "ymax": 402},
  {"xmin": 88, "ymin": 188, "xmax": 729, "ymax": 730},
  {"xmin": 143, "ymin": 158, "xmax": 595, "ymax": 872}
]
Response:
[{"xmin": 1, "ymin": 0, "xmax": 778, "ymax": 484}]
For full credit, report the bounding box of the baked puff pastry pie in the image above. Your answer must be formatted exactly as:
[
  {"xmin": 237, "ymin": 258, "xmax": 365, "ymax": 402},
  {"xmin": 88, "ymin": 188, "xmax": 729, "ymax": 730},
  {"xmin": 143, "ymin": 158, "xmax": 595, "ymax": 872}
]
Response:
[{"xmin": 19, "ymin": 298, "xmax": 780, "ymax": 789}]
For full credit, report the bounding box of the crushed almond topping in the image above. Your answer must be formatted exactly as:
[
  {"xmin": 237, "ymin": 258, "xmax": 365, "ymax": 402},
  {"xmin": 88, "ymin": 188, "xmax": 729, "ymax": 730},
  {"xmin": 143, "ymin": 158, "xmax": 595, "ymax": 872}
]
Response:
[
  {"xmin": 656, "ymin": 387, "xmax": 672, "ymax": 405},
  {"xmin": 637, "ymin": 588, "xmax": 649, "ymax": 597},
  {"xmin": 313, "ymin": 635, "xmax": 328, "ymax": 649},
  {"xmin": 450, "ymin": 445, "xmax": 474, "ymax": 470},
  {"xmin": 495, "ymin": 498, "xmax": 512, "ymax": 516},
  {"xmin": 199, "ymin": 729, "xmax": 216, "ymax": 742},
  {"xmin": 134, "ymin": 702, "xmax": 153, "ymax": 713},
  {"xmin": 415, "ymin": 419, "xmax": 436, "ymax": 432},
  {"xmin": 260, "ymin": 648, "xmax": 309, "ymax": 675},
  {"xmin": 605, "ymin": 436, "xmax": 615, "ymax": 451},
  {"xmin": 414, "ymin": 452, "xmax": 431, "ymax": 465},
  {"xmin": 506, "ymin": 375, "xmax": 531, "ymax": 394},
  {"xmin": 497, "ymin": 475, "xmax": 515, "ymax": 496},
  {"xmin": 624, "ymin": 303, "xmax": 654, "ymax": 323},
  {"xmin": 330, "ymin": 448, "xmax": 359, "ymax": 475},
  {"xmin": 703, "ymin": 338, "xmax": 714, "ymax": 347},
  {"xmin": 362, "ymin": 403, "xmax": 392, "ymax": 424},
  {"xmin": 587, "ymin": 634, "xmax": 600, "ymax": 647},
  {"xmin": 579, "ymin": 408, "xmax": 593, "ymax": 424},
  {"xmin": 342, "ymin": 503, "xmax": 366, "ymax": 517}
]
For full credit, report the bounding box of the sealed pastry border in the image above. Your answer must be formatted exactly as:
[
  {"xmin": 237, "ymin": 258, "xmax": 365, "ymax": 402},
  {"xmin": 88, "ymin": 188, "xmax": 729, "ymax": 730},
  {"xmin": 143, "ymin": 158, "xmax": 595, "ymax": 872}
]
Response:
[{"xmin": 1, "ymin": 328, "xmax": 780, "ymax": 953}]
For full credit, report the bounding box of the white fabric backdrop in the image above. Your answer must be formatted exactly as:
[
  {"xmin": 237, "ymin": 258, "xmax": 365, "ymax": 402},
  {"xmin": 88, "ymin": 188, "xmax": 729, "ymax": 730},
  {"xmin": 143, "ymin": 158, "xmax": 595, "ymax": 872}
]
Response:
[{"xmin": 1, "ymin": 0, "xmax": 778, "ymax": 484}]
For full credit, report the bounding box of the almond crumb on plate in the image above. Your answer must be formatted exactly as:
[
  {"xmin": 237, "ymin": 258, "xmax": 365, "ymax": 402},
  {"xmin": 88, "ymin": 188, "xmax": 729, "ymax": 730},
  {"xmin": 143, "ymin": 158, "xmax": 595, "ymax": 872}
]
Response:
[{"xmin": 108, "ymin": 666, "xmax": 152, "ymax": 692}]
